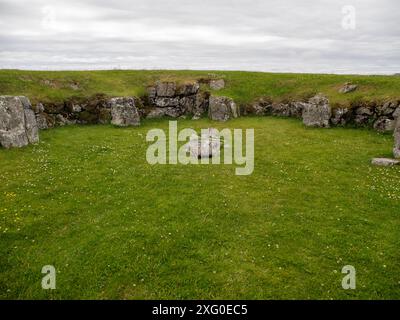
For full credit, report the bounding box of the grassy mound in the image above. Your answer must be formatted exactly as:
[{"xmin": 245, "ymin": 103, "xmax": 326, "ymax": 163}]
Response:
[
  {"xmin": 1, "ymin": 69, "xmax": 400, "ymax": 107},
  {"xmin": 1, "ymin": 118, "xmax": 399, "ymax": 299}
]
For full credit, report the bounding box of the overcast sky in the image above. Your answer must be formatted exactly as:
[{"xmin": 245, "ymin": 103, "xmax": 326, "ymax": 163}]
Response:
[{"xmin": 0, "ymin": 0, "xmax": 399, "ymax": 74}]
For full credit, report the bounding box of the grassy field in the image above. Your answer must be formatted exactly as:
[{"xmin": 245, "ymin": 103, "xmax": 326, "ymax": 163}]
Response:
[
  {"xmin": 1, "ymin": 117, "xmax": 399, "ymax": 299},
  {"xmin": 1, "ymin": 69, "xmax": 400, "ymax": 107}
]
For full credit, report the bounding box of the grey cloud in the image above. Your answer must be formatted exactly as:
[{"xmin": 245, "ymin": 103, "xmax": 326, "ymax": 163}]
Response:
[{"xmin": 0, "ymin": 0, "xmax": 399, "ymax": 73}]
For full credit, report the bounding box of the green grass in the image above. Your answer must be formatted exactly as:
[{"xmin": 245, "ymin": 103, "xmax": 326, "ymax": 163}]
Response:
[
  {"xmin": 1, "ymin": 117, "xmax": 399, "ymax": 299},
  {"xmin": 1, "ymin": 69, "xmax": 400, "ymax": 107}
]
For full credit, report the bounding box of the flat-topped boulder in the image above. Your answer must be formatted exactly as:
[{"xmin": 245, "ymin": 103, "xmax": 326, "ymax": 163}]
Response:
[
  {"xmin": 109, "ymin": 97, "xmax": 140, "ymax": 127},
  {"xmin": 0, "ymin": 96, "xmax": 39, "ymax": 148},
  {"xmin": 208, "ymin": 96, "xmax": 239, "ymax": 121},
  {"xmin": 302, "ymin": 94, "xmax": 331, "ymax": 128},
  {"xmin": 184, "ymin": 128, "xmax": 221, "ymax": 159},
  {"xmin": 371, "ymin": 158, "xmax": 400, "ymax": 166}
]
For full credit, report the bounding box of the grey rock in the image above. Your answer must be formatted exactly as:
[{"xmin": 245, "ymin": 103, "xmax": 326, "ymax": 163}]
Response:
[
  {"xmin": 184, "ymin": 128, "xmax": 221, "ymax": 158},
  {"xmin": 146, "ymin": 108, "xmax": 166, "ymax": 119},
  {"xmin": 154, "ymin": 97, "xmax": 179, "ymax": 107},
  {"xmin": 165, "ymin": 107, "xmax": 184, "ymax": 118},
  {"xmin": 70, "ymin": 104, "xmax": 82, "ymax": 113},
  {"xmin": 339, "ymin": 83, "xmax": 358, "ymax": 94},
  {"xmin": 0, "ymin": 96, "xmax": 39, "ymax": 148},
  {"xmin": 98, "ymin": 108, "xmax": 112, "ymax": 124},
  {"xmin": 376, "ymin": 101, "xmax": 396, "ymax": 116},
  {"xmin": 208, "ymin": 96, "xmax": 239, "ymax": 121},
  {"xmin": 393, "ymin": 107, "xmax": 400, "ymax": 119},
  {"xmin": 356, "ymin": 107, "xmax": 373, "ymax": 115},
  {"xmin": 373, "ymin": 117, "xmax": 395, "ymax": 133},
  {"xmin": 24, "ymin": 108, "xmax": 39, "ymax": 143},
  {"xmin": 155, "ymin": 81, "xmax": 176, "ymax": 97},
  {"xmin": 179, "ymin": 96, "xmax": 196, "ymax": 113},
  {"xmin": 371, "ymin": 158, "xmax": 400, "ymax": 166},
  {"xmin": 147, "ymin": 86, "xmax": 157, "ymax": 99},
  {"xmin": 248, "ymin": 97, "xmax": 272, "ymax": 116},
  {"xmin": 177, "ymin": 82, "xmax": 200, "ymax": 96},
  {"xmin": 109, "ymin": 97, "xmax": 140, "ymax": 127},
  {"xmin": 55, "ymin": 114, "xmax": 75, "ymax": 126},
  {"xmin": 394, "ymin": 117, "xmax": 400, "ymax": 158},
  {"xmin": 146, "ymin": 107, "xmax": 184, "ymax": 119},
  {"xmin": 192, "ymin": 92, "xmax": 209, "ymax": 118},
  {"xmin": 33, "ymin": 103, "xmax": 45, "ymax": 114},
  {"xmin": 331, "ymin": 108, "xmax": 349, "ymax": 126},
  {"xmin": 43, "ymin": 102, "xmax": 64, "ymax": 114},
  {"xmin": 36, "ymin": 113, "xmax": 49, "ymax": 130},
  {"xmin": 354, "ymin": 114, "xmax": 371, "ymax": 126},
  {"xmin": 271, "ymin": 103, "xmax": 291, "ymax": 117},
  {"xmin": 209, "ymin": 79, "xmax": 225, "ymax": 90},
  {"xmin": 290, "ymin": 102, "xmax": 307, "ymax": 118},
  {"xmin": 302, "ymin": 94, "xmax": 331, "ymax": 128}
]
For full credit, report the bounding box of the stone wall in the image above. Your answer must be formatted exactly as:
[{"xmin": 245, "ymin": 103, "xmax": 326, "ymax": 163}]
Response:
[
  {"xmin": 34, "ymin": 94, "xmax": 140, "ymax": 129},
  {"xmin": 143, "ymin": 81, "xmax": 209, "ymax": 120},
  {"xmin": 2, "ymin": 78, "xmax": 400, "ymax": 157},
  {"xmin": 247, "ymin": 95, "xmax": 400, "ymax": 132}
]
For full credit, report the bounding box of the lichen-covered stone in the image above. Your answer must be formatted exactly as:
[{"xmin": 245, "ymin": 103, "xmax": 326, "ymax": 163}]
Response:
[
  {"xmin": 208, "ymin": 96, "xmax": 239, "ymax": 121},
  {"xmin": 109, "ymin": 97, "xmax": 141, "ymax": 127},
  {"xmin": 371, "ymin": 158, "xmax": 400, "ymax": 166},
  {"xmin": 373, "ymin": 117, "xmax": 395, "ymax": 133},
  {"xmin": 302, "ymin": 94, "xmax": 331, "ymax": 128},
  {"xmin": 0, "ymin": 96, "xmax": 39, "ymax": 148},
  {"xmin": 394, "ymin": 117, "xmax": 400, "ymax": 158},
  {"xmin": 155, "ymin": 81, "xmax": 176, "ymax": 97}
]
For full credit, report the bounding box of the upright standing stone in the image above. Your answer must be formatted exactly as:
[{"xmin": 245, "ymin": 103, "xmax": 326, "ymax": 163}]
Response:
[
  {"xmin": 0, "ymin": 96, "xmax": 39, "ymax": 148},
  {"xmin": 109, "ymin": 97, "xmax": 141, "ymax": 127},
  {"xmin": 302, "ymin": 94, "xmax": 331, "ymax": 128},
  {"xmin": 208, "ymin": 96, "xmax": 239, "ymax": 121},
  {"xmin": 394, "ymin": 117, "xmax": 400, "ymax": 158}
]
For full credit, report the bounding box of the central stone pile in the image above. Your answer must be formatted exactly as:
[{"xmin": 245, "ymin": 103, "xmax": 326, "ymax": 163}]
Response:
[{"xmin": 184, "ymin": 128, "xmax": 221, "ymax": 159}]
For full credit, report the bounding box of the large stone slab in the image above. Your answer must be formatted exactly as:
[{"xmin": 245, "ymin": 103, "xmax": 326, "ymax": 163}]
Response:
[
  {"xmin": 109, "ymin": 97, "xmax": 140, "ymax": 127},
  {"xmin": 184, "ymin": 128, "xmax": 221, "ymax": 158},
  {"xmin": 208, "ymin": 96, "xmax": 239, "ymax": 121},
  {"xmin": 302, "ymin": 94, "xmax": 331, "ymax": 128},
  {"xmin": 371, "ymin": 158, "xmax": 400, "ymax": 166},
  {"xmin": 0, "ymin": 96, "xmax": 39, "ymax": 148}
]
